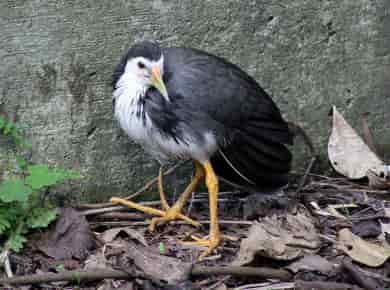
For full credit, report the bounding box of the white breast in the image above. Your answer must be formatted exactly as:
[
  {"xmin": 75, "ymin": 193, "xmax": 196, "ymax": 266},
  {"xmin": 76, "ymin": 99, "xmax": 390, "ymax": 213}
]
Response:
[{"xmin": 113, "ymin": 80, "xmax": 219, "ymax": 163}]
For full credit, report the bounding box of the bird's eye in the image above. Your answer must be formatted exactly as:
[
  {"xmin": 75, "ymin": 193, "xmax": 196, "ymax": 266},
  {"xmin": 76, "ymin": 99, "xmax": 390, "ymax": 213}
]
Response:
[{"xmin": 137, "ymin": 61, "xmax": 145, "ymax": 69}]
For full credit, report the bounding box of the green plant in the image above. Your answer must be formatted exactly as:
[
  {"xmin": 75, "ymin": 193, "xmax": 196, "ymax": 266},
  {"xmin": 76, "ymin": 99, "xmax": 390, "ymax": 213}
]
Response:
[
  {"xmin": 0, "ymin": 164, "xmax": 81, "ymax": 252},
  {"xmin": 0, "ymin": 116, "xmax": 26, "ymax": 147},
  {"xmin": 0, "ymin": 116, "xmax": 81, "ymax": 254}
]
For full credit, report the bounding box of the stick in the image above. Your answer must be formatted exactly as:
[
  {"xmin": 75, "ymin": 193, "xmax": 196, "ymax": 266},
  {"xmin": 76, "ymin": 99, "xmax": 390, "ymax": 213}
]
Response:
[
  {"xmin": 295, "ymin": 280, "xmax": 364, "ymax": 290},
  {"xmin": 296, "ymin": 156, "xmax": 317, "ymax": 194},
  {"xmin": 0, "ymin": 269, "xmax": 131, "ymax": 285},
  {"xmin": 76, "ymin": 161, "xmax": 186, "ymax": 210},
  {"xmin": 0, "ymin": 266, "xmax": 292, "ymax": 286},
  {"xmin": 82, "ymin": 201, "xmax": 160, "ymax": 216},
  {"xmin": 125, "ymin": 161, "xmax": 186, "ymax": 200},
  {"xmin": 89, "ymin": 219, "xmax": 253, "ymax": 228},
  {"xmin": 83, "ymin": 198, "xmax": 244, "ymax": 216},
  {"xmin": 342, "ymin": 259, "xmax": 380, "ymax": 290},
  {"xmin": 89, "ymin": 212, "xmax": 147, "ymax": 220},
  {"xmin": 191, "ymin": 266, "xmax": 292, "ymax": 281},
  {"xmin": 235, "ymin": 282, "xmax": 296, "ymax": 290}
]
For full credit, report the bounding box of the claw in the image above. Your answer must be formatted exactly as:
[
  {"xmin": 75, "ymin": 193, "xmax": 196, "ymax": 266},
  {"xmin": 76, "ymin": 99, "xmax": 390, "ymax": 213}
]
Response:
[
  {"xmin": 182, "ymin": 234, "xmax": 221, "ymax": 260},
  {"xmin": 148, "ymin": 210, "xmax": 200, "ymax": 232}
]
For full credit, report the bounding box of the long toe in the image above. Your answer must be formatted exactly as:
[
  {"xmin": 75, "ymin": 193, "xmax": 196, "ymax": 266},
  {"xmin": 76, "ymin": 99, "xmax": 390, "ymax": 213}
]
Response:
[
  {"xmin": 148, "ymin": 208, "xmax": 200, "ymax": 232},
  {"xmin": 182, "ymin": 234, "xmax": 221, "ymax": 260}
]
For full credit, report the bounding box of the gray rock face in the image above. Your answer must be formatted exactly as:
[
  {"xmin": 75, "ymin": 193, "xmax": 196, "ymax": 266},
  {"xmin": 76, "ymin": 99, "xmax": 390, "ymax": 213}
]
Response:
[{"xmin": 1, "ymin": 1, "xmax": 389, "ymax": 201}]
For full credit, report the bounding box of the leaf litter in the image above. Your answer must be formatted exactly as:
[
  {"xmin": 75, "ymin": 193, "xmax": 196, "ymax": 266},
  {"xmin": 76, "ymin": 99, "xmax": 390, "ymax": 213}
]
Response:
[{"xmin": 3, "ymin": 108, "xmax": 390, "ymax": 289}]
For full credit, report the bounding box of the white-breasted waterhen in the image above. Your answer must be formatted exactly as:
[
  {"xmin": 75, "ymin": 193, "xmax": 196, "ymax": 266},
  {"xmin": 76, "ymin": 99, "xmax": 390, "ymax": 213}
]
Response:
[{"xmin": 110, "ymin": 41, "xmax": 293, "ymax": 259}]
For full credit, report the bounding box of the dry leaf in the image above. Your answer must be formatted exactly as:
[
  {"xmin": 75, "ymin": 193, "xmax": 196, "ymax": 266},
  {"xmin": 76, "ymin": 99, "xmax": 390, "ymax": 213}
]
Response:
[
  {"xmin": 379, "ymin": 221, "xmax": 390, "ymax": 245},
  {"xmin": 124, "ymin": 241, "xmax": 192, "ymax": 285},
  {"xmin": 328, "ymin": 106, "xmax": 384, "ymax": 179},
  {"xmin": 100, "ymin": 227, "xmax": 148, "ymax": 246},
  {"xmin": 366, "ymin": 167, "xmax": 390, "ymax": 189},
  {"xmin": 233, "ymin": 208, "xmax": 320, "ymax": 265},
  {"xmin": 286, "ymin": 255, "xmax": 336, "ymax": 274},
  {"xmin": 84, "ymin": 251, "xmax": 111, "ymax": 270},
  {"xmin": 337, "ymin": 228, "xmax": 390, "ymax": 267},
  {"xmin": 38, "ymin": 208, "xmax": 96, "ymax": 260}
]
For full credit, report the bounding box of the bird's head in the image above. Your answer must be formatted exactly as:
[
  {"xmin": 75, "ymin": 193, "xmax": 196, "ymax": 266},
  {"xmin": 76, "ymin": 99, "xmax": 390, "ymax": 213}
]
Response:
[{"xmin": 113, "ymin": 41, "xmax": 169, "ymax": 101}]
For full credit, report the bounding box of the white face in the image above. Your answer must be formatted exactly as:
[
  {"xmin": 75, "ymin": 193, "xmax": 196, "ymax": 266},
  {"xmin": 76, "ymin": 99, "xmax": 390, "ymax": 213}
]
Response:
[{"xmin": 123, "ymin": 56, "xmax": 164, "ymax": 88}]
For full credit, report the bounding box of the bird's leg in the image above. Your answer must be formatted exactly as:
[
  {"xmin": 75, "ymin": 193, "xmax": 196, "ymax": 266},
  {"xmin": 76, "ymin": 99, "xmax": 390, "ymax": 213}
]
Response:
[
  {"xmin": 157, "ymin": 166, "xmax": 170, "ymax": 211},
  {"xmin": 183, "ymin": 160, "xmax": 222, "ymax": 260},
  {"xmin": 148, "ymin": 161, "xmax": 204, "ymax": 231},
  {"xmin": 110, "ymin": 161, "xmax": 203, "ymax": 229}
]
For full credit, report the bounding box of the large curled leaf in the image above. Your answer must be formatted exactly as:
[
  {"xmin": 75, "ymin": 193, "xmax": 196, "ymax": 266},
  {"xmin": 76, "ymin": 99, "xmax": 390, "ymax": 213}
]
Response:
[
  {"xmin": 338, "ymin": 228, "xmax": 390, "ymax": 267},
  {"xmin": 328, "ymin": 106, "xmax": 384, "ymax": 179},
  {"xmin": 234, "ymin": 208, "xmax": 320, "ymax": 265},
  {"xmin": 0, "ymin": 178, "xmax": 32, "ymax": 202},
  {"xmin": 25, "ymin": 164, "xmax": 81, "ymax": 190}
]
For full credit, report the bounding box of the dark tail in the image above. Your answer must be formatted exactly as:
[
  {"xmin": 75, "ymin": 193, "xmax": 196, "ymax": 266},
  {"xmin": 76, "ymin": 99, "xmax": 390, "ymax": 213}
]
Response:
[{"xmin": 211, "ymin": 118, "xmax": 293, "ymax": 191}]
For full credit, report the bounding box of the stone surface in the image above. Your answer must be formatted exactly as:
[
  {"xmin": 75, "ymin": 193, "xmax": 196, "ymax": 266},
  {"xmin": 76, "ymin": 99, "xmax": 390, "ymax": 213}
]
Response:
[{"xmin": 1, "ymin": 0, "xmax": 390, "ymax": 201}]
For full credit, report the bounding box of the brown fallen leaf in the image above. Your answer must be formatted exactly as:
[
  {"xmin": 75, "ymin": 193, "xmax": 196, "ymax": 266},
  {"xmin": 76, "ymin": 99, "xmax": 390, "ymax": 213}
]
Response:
[
  {"xmin": 120, "ymin": 241, "xmax": 192, "ymax": 285},
  {"xmin": 286, "ymin": 255, "xmax": 336, "ymax": 274},
  {"xmin": 328, "ymin": 106, "xmax": 384, "ymax": 179},
  {"xmin": 337, "ymin": 228, "xmax": 390, "ymax": 267},
  {"xmin": 233, "ymin": 207, "xmax": 320, "ymax": 265},
  {"xmin": 366, "ymin": 167, "xmax": 390, "ymax": 190},
  {"xmin": 97, "ymin": 280, "xmax": 134, "ymax": 290},
  {"xmin": 100, "ymin": 227, "xmax": 148, "ymax": 246},
  {"xmin": 84, "ymin": 251, "xmax": 111, "ymax": 270},
  {"xmin": 38, "ymin": 207, "xmax": 96, "ymax": 260}
]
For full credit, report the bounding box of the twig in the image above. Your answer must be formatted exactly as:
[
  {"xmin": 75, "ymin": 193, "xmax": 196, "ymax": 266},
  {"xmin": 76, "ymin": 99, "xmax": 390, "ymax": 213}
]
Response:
[
  {"xmin": 89, "ymin": 212, "xmax": 147, "ymax": 220},
  {"xmin": 125, "ymin": 160, "xmax": 187, "ymax": 200},
  {"xmin": 235, "ymin": 282, "xmax": 295, "ymax": 290},
  {"xmin": 76, "ymin": 161, "xmax": 186, "ymax": 210},
  {"xmin": 361, "ymin": 112, "xmax": 378, "ymax": 156},
  {"xmin": 191, "ymin": 266, "xmax": 292, "ymax": 281},
  {"xmin": 82, "ymin": 198, "xmax": 244, "ymax": 216},
  {"xmin": 0, "ymin": 266, "xmax": 292, "ymax": 286},
  {"xmin": 0, "ymin": 249, "xmax": 13, "ymax": 278},
  {"xmin": 203, "ymin": 276, "xmax": 230, "ymax": 290},
  {"xmin": 296, "ymin": 156, "xmax": 317, "ymax": 194},
  {"xmin": 81, "ymin": 201, "xmax": 160, "ymax": 216},
  {"xmin": 89, "ymin": 219, "xmax": 253, "ymax": 228},
  {"xmin": 342, "ymin": 259, "xmax": 380, "ymax": 290},
  {"xmin": 0, "ymin": 269, "xmax": 132, "ymax": 285},
  {"xmin": 295, "ymin": 280, "xmax": 364, "ymax": 290}
]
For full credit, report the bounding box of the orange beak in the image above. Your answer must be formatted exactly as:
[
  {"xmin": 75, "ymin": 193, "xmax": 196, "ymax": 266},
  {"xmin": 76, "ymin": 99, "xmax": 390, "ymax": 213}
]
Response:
[{"xmin": 150, "ymin": 66, "xmax": 169, "ymax": 100}]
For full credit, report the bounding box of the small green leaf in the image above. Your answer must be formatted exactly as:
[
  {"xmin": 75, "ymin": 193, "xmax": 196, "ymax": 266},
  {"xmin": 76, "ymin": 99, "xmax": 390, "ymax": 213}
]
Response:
[
  {"xmin": 27, "ymin": 207, "xmax": 57, "ymax": 229},
  {"xmin": 25, "ymin": 165, "xmax": 81, "ymax": 190},
  {"xmin": 0, "ymin": 219, "xmax": 11, "ymax": 233},
  {"xmin": 3, "ymin": 121, "xmax": 15, "ymax": 135},
  {"xmin": 0, "ymin": 117, "xmax": 5, "ymax": 129},
  {"xmin": 159, "ymin": 242, "xmax": 165, "ymax": 254},
  {"xmin": 7, "ymin": 233, "xmax": 27, "ymax": 252},
  {"xmin": 56, "ymin": 264, "xmax": 65, "ymax": 272},
  {"xmin": 16, "ymin": 156, "xmax": 27, "ymax": 169},
  {"xmin": 0, "ymin": 179, "xmax": 32, "ymax": 202}
]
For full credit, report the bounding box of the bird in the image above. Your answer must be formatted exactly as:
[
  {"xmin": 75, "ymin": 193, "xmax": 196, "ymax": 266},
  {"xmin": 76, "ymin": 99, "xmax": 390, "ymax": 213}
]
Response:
[{"xmin": 110, "ymin": 41, "xmax": 293, "ymax": 259}]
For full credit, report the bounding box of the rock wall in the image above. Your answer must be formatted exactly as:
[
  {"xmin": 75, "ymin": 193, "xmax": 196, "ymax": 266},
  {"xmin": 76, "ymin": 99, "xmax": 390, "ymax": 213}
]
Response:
[{"xmin": 1, "ymin": 0, "xmax": 389, "ymax": 201}]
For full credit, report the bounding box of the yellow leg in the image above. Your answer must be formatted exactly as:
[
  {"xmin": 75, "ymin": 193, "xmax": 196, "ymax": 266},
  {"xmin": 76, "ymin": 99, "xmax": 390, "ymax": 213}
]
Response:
[
  {"xmin": 110, "ymin": 161, "xmax": 203, "ymax": 230},
  {"xmin": 158, "ymin": 166, "xmax": 170, "ymax": 210},
  {"xmin": 183, "ymin": 160, "xmax": 221, "ymax": 260},
  {"xmin": 149, "ymin": 161, "xmax": 204, "ymax": 231}
]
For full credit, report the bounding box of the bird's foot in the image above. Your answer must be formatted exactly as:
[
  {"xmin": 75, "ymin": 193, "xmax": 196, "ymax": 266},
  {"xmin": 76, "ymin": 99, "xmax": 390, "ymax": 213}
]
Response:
[
  {"xmin": 182, "ymin": 233, "xmax": 223, "ymax": 260},
  {"xmin": 148, "ymin": 206, "xmax": 200, "ymax": 231},
  {"xmin": 109, "ymin": 197, "xmax": 200, "ymax": 231}
]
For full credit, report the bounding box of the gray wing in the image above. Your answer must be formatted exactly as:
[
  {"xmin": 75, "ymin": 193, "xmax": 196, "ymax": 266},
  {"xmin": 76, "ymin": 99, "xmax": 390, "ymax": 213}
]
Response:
[{"xmin": 160, "ymin": 47, "xmax": 293, "ymax": 189}]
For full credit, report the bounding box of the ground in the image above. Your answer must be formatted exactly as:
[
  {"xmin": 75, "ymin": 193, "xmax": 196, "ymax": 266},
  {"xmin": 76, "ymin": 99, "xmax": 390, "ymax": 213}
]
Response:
[{"xmin": 1, "ymin": 171, "xmax": 390, "ymax": 290}]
